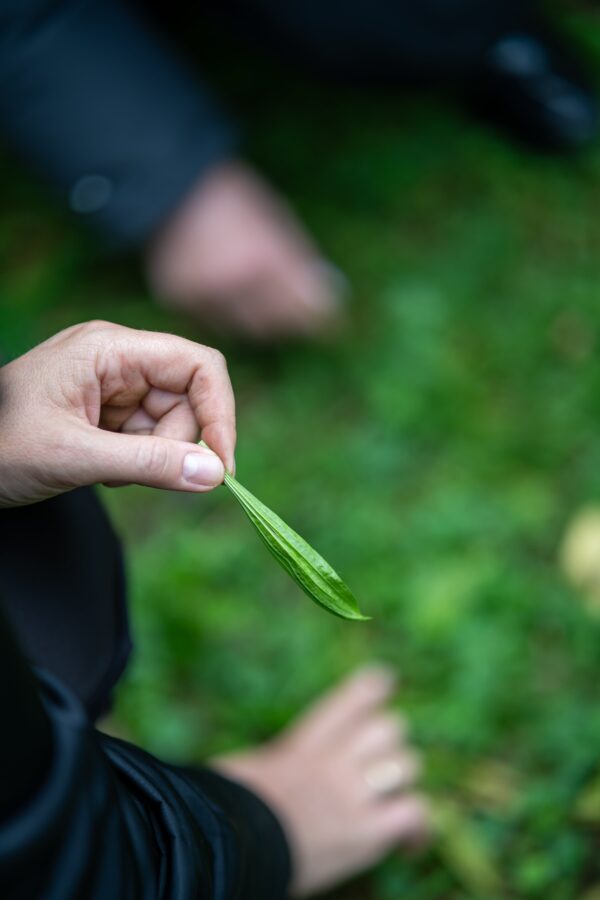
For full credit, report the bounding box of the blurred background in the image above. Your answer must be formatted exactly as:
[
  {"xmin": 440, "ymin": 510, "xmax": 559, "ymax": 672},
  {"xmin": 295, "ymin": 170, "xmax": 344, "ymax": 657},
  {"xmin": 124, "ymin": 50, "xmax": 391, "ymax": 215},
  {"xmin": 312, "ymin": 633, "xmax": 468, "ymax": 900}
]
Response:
[{"xmin": 4, "ymin": 2, "xmax": 600, "ymax": 897}]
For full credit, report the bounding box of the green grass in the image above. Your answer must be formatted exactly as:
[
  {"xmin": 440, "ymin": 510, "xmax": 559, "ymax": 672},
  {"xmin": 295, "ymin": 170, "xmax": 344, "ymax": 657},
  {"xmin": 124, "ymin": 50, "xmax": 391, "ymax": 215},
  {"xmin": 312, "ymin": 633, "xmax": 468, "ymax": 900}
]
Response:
[{"xmin": 4, "ymin": 8, "xmax": 600, "ymax": 896}]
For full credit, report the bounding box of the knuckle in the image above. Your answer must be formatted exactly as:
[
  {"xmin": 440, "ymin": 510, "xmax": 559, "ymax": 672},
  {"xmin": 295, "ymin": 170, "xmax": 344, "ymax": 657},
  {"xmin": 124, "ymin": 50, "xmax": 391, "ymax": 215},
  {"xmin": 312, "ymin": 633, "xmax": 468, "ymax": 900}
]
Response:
[
  {"xmin": 70, "ymin": 320, "xmax": 120, "ymax": 349},
  {"xmin": 136, "ymin": 439, "xmax": 170, "ymax": 481},
  {"xmin": 205, "ymin": 345, "xmax": 227, "ymax": 369},
  {"xmin": 80, "ymin": 319, "xmax": 115, "ymax": 335}
]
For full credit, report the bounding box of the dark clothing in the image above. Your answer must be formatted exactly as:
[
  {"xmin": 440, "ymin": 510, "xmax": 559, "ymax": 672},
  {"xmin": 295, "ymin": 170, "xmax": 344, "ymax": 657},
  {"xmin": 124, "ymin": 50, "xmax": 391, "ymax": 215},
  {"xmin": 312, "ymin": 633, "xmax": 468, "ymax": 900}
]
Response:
[
  {"xmin": 0, "ymin": 650, "xmax": 291, "ymax": 899},
  {"xmin": 0, "ymin": 491, "xmax": 291, "ymax": 899},
  {"xmin": 0, "ymin": 0, "xmax": 237, "ymax": 246},
  {"xmin": 0, "ymin": 0, "xmax": 531, "ymax": 246},
  {"xmin": 0, "ymin": 489, "xmax": 131, "ymax": 720},
  {"xmin": 227, "ymin": 0, "xmax": 529, "ymax": 80}
]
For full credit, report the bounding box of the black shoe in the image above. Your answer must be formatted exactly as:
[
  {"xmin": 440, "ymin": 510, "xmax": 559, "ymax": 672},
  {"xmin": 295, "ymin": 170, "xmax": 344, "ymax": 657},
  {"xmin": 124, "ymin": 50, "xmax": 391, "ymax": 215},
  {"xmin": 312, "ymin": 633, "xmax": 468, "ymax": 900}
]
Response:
[{"xmin": 468, "ymin": 29, "xmax": 598, "ymax": 152}]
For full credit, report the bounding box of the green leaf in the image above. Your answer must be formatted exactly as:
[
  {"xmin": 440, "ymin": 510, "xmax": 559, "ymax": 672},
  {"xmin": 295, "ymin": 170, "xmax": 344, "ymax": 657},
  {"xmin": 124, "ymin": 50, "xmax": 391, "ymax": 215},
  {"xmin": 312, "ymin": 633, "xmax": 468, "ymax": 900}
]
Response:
[{"xmin": 199, "ymin": 445, "xmax": 368, "ymax": 621}]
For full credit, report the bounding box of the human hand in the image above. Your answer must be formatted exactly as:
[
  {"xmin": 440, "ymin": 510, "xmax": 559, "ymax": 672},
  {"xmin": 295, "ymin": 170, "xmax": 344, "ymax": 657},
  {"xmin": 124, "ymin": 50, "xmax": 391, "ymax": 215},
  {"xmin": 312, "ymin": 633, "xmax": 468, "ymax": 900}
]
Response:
[
  {"xmin": 146, "ymin": 161, "xmax": 345, "ymax": 340},
  {"xmin": 215, "ymin": 667, "xmax": 430, "ymax": 897},
  {"xmin": 0, "ymin": 321, "xmax": 235, "ymax": 507}
]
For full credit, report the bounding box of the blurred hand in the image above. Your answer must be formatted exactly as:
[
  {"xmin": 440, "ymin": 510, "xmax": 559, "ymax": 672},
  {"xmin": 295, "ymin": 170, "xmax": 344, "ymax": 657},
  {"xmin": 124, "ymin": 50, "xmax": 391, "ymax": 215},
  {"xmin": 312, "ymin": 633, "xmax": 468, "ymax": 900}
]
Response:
[
  {"xmin": 215, "ymin": 666, "xmax": 430, "ymax": 896},
  {"xmin": 0, "ymin": 321, "xmax": 235, "ymax": 507},
  {"xmin": 146, "ymin": 161, "xmax": 344, "ymax": 340}
]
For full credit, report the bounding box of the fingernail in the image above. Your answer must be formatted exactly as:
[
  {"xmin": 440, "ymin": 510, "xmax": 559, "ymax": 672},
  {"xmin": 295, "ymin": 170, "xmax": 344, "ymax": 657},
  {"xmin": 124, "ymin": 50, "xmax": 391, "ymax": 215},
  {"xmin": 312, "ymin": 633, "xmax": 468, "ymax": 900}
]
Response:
[{"xmin": 183, "ymin": 451, "xmax": 224, "ymax": 486}]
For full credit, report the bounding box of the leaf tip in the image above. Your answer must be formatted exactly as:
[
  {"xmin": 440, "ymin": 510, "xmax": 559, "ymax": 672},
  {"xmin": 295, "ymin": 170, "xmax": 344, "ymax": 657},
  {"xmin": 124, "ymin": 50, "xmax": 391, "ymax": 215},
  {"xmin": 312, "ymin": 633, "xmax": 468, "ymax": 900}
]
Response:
[{"xmin": 342, "ymin": 611, "xmax": 371, "ymax": 622}]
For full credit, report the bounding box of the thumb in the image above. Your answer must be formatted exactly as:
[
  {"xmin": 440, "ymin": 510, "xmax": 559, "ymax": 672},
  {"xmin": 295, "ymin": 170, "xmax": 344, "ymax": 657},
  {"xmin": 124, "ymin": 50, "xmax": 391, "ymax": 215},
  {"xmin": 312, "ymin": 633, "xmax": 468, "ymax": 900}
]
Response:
[{"xmin": 74, "ymin": 427, "xmax": 225, "ymax": 492}]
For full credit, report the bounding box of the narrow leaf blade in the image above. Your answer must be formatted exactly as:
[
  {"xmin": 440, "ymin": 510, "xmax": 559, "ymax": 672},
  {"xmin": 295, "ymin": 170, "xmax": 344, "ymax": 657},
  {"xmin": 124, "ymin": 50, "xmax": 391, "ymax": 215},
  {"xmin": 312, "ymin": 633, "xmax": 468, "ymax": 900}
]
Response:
[{"xmin": 223, "ymin": 470, "xmax": 368, "ymax": 621}]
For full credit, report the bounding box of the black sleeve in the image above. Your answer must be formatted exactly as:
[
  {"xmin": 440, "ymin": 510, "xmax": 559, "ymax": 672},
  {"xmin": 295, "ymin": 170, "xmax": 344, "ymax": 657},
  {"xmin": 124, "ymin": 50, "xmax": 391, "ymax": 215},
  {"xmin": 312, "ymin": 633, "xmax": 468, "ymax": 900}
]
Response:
[
  {"xmin": 0, "ymin": 606, "xmax": 52, "ymax": 822},
  {"xmin": 0, "ymin": 0, "xmax": 238, "ymax": 246},
  {"xmin": 0, "ymin": 606, "xmax": 291, "ymax": 900}
]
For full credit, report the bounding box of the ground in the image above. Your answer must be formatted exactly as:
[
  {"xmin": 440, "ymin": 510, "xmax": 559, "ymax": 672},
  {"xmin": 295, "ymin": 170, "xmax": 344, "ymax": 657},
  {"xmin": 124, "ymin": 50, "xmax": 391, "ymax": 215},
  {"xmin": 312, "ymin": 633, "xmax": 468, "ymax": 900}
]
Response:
[{"xmin": 3, "ymin": 6, "xmax": 600, "ymax": 897}]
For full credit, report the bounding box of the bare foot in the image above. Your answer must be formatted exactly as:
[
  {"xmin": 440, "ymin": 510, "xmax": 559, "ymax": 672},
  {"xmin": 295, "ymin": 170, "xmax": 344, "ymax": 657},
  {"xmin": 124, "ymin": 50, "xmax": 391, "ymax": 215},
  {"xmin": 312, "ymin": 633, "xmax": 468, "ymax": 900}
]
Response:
[
  {"xmin": 213, "ymin": 666, "xmax": 430, "ymax": 897},
  {"xmin": 146, "ymin": 161, "xmax": 344, "ymax": 341}
]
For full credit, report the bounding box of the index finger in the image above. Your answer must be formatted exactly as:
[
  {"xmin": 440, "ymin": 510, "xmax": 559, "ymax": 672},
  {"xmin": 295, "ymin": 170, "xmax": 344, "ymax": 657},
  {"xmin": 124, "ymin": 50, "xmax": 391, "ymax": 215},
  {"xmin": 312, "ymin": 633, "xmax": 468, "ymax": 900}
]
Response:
[{"xmin": 187, "ymin": 347, "xmax": 236, "ymax": 474}]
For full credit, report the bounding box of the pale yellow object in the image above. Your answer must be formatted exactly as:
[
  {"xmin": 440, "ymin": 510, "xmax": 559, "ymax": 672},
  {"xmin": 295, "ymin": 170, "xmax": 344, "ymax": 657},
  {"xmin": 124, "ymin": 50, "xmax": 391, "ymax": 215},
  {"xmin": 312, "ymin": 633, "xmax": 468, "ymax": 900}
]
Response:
[{"xmin": 559, "ymin": 505, "xmax": 600, "ymax": 613}]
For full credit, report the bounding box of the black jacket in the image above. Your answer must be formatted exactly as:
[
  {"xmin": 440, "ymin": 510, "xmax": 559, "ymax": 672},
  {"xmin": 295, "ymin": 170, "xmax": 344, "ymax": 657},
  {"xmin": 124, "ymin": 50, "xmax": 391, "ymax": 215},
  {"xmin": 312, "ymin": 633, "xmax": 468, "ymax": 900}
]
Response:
[
  {"xmin": 0, "ymin": 0, "xmax": 237, "ymax": 246},
  {"xmin": 0, "ymin": 622, "xmax": 291, "ymax": 899},
  {"xmin": 0, "ymin": 491, "xmax": 291, "ymax": 899}
]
